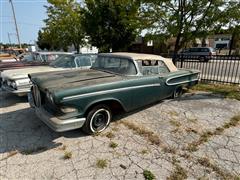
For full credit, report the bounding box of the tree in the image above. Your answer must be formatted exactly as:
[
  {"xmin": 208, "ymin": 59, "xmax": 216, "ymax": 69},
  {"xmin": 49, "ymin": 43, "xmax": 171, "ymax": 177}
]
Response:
[
  {"xmin": 82, "ymin": 0, "xmax": 141, "ymax": 52},
  {"xmin": 38, "ymin": 0, "xmax": 85, "ymax": 52},
  {"xmin": 141, "ymin": 0, "xmax": 227, "ymax": 61},
  {"xmin": 37, "ymin": 30, "xmax": 51, "ymax": 50},
  {"xmin": 218, "ymin": 1, "xmax": 240, "ymax": 55}
]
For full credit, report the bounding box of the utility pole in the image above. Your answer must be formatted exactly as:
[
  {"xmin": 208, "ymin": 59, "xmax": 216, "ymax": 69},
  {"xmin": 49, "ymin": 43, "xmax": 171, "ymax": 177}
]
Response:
[
  {"xmin": 9, "ymin": 0, "xmax": 21, "ymax": 48},
  {"xmin": 7, "ymin": 33, "xmax": 12, "ymax": 46}
]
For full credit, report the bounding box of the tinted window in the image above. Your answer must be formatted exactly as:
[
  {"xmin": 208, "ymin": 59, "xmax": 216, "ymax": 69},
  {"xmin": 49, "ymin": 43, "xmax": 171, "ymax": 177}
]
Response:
[
  {"xmin": 190, "ymin": 48, "xmax": 200, "ymax": 52},
  {"xmin": 50, "ymin": 55, "xmax": 75, "ymax": 68},
  {"xmin": 92, "ymin": 56, "xmax": 137, "ymax": 75},
  {"xmin": 200, "ymin": 48, "xmax": 209, "ymax": 52}
]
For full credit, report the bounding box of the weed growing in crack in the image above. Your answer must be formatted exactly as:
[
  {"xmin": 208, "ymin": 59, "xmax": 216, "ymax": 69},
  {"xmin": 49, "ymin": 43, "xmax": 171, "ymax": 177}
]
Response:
[
  {"xmin": 169, "ymin": 120, "xmax": 181, "ymax": 127},
  {"xmin": 109, "ymin": 141, "xmax": 118, "ymax": 149},
  {"xmin": 185, "ymin": 127, "xmax": 198, "ymax": 134},
  {"xmin": 140, "ymin": 149, "xmax": 149, "ymax": 155},
  {"xmin": 167, "ymin": 164, "xmax": 188, "ymax": 180},
  {"xmin": 96, "ymin": 159, "xmax": 107, "ymax": 169},
  {"xmin": 92, "ymin": 132, "xmax": 101, "ymax": 137},
  {"xmin": 197, "ymin": 157, "xmax": 236, "ymax": 179},
  {"xmin": 121, "ymin": 121, "xmax": 161, "ymax": 145},
  {"xmin": 143, "ymin": 169, "xmax": 155, "ymax": 180},
  {"xmin": 63, "ymin": 151, "xmax": 72, "ymax": 159},
  {"xmin": 112, "ymin": 127, "xmax": 119, "ymax": 132},
  {"xmin": 105, "ymin": 131, "xmax": 115, "ymax": 139},
  {"xmin": 185, "ymin": 115, "xmax": 240, "ymax": 152},
  {"xmin": 162, "ymin": 146, "xmax": 177, "ymax": 154}
]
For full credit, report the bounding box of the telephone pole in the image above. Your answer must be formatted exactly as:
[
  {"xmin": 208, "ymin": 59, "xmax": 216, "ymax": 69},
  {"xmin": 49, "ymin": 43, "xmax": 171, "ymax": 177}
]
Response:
[{"xmin": 9, "ymin": 0, "xmax": 21, "ymax": 48}]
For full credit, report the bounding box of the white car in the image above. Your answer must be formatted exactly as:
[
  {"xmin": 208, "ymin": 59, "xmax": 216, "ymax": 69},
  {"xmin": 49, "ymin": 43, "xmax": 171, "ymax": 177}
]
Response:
[{"xmin": 1, "ymin": 54, "xmax": 96, "ymax": 96}]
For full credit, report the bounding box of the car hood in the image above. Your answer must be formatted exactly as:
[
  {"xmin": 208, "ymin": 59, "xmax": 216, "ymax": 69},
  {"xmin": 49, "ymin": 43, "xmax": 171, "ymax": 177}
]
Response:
[
  {"xmin": 0, "ymin": 61, "xmax": 49, "ymax": 71},
  {"xmin": 1, "ymin": 66, "xmax": 64, "ymax": 80},
  {"xmin": 30, "ymin": 69, "xmax": 124, "ymax": 92}
]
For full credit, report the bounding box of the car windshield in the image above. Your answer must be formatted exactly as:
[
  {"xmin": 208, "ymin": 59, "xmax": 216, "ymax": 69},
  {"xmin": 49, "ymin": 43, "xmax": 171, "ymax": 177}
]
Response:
[
  {"xmin": 49, "ymin": 55, "xmax": 75, "ymax": 68},
  {"xmin": 33, "ymin": 53, "xmax": 65, "ymax": 62},
  {"xmin": 92, "ymin": 56, "xmax": 137, "ymax": 75}
]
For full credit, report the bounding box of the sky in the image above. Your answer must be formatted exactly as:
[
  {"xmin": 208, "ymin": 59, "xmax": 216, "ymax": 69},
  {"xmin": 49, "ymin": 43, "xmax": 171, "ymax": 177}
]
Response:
[{"xmin": 0, "ymin": 0, "xmax": 48, "ymax": 44}]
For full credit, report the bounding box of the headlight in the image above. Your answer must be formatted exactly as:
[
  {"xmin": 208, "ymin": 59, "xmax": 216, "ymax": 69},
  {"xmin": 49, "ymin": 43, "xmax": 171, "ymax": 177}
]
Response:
[
  {"xmin": 46, "ymin": 91, "xmax": 54, "ymax": 104},
  {"xmin": 7, "ymin": 80, "xmax": 11, "ymax": 86},
  {"xmin": 11, "ymin": 81, "xmax": 17, "ymax": 89},
  {"xmin": 60, "ymin": 106, "xmax": 77, "ymax": 113}
]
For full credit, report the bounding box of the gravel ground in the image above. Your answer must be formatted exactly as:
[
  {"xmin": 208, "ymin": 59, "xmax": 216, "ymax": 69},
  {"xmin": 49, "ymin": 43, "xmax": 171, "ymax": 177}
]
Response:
[{"xmin": 0, "ymin": 90, "xmax": 240, "ymax": 180}]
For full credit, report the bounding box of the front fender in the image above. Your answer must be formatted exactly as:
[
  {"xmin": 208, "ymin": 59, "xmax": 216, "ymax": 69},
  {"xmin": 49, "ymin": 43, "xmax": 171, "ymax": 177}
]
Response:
[{"xmin": 83, "ymin": 97, "xmax": 127, "ymax": 114}]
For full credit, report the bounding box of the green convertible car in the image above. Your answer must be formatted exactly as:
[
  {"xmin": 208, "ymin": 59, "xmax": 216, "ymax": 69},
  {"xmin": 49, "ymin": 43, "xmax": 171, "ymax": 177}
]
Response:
[{"xmin": 28, "ymin": 52, "xmax": 200, "ymax": 134}]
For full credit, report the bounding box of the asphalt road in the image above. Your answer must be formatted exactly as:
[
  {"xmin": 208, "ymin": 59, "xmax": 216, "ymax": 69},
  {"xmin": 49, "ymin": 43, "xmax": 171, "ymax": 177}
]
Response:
[{"xmin": 176, "ymin": 59, "xmax": 240, "ymax": 84}]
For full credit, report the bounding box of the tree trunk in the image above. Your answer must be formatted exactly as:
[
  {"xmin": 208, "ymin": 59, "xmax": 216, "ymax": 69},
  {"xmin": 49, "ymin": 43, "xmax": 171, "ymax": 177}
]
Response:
[
  {"xmin": 74, "ymin": 43, "xmax": 80, "ymax": 53},
  {"xmin": 173, "ymin": 33, "xmax": 181, "ymax": 65},
  {"xmin": 229, "ymin": 32, "xmax": 235, "ymax": 55}
]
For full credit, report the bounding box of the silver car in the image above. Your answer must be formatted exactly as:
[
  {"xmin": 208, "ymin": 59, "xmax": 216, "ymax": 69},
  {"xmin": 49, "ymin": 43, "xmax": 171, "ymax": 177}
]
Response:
[{"xmin": 179, "ymin": 47, "xmax": 216, "ymax": 62}]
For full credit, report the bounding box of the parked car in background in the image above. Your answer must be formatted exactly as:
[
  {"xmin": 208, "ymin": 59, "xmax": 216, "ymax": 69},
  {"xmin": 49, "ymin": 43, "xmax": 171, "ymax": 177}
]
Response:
[
  {"xmin": 1, "ymin": 54, "xmax": 96, "ymax": 96},
  {"xmin": 0, "ymin": 51, "xmax": 72, "ymax": 72},
  {"xmin": 178, "ymin": 47, "xmax": 216, "ymax": 62},
  {"xmin": 28, "ymin": 52, "xmax": 200, "ymax": 134}
]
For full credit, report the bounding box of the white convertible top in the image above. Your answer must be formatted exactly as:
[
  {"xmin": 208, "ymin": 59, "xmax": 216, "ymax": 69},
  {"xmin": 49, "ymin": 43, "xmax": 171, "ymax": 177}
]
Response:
[{"xmin": 100, "ymin": 52, "xmax": 178, "ymax": 72}]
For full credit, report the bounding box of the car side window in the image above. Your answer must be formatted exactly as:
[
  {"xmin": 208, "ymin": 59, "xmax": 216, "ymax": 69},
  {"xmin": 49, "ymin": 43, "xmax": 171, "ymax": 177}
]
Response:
[
  {"xmin": 140, "ymin": 60, "xmax": 169, "ymax": 75},
  {"xmin": 75, "ymin": 56, "xmax": 92, "ymax": 67}
]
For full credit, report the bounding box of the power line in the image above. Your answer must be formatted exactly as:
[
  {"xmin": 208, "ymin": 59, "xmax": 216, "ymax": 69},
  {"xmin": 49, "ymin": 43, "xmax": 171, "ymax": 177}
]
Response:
[{"xmin": 1, "ymin": 21, "xmax": 43, "ymax": 27}]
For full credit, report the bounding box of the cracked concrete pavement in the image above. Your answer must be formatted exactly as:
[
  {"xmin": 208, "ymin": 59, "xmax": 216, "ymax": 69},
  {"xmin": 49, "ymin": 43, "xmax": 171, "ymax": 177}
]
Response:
[{"xmin": 0, "ymin": 90, "xmax": 240, "ymax": 179}]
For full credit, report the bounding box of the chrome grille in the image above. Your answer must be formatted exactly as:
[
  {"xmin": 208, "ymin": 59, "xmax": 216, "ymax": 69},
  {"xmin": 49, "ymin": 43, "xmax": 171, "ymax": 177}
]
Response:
[{"xmin": 32, "ymin": 85, "xmax": 41, "ymax": 107}]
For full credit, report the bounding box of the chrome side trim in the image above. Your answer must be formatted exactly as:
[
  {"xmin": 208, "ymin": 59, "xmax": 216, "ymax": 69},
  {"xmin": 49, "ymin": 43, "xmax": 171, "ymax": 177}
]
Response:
[
  {"xmin": 62, "ymin": 83, "xmax": 161, "ymax": 102},
  {"xmin": 166, "ymin": 78, "xmax": 199, "ymax": 86},
  {"xmin": 166, "ymin": 73, "xmax": 199, "ymax": 86}
]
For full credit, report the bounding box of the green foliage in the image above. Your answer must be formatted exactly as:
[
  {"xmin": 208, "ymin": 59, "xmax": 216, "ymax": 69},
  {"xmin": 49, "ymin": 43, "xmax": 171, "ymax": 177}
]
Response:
[
  {"xmin": 143, "ymin": 169, "xmax": 155, "ymax": 180},
  {"xmin": 96, "ymin": 159, "xmax": 108, "ymax": 169},
  {"xmin": 82, "ymin": 0, "xmax": 141, "ymax": 52},
  {"xmin": 38, "ymin": 0, "xmax": 85, "ymax": 52},
  {"xmin": 141, "ymin": 0, "xmax": 233, "ymax": 54}
]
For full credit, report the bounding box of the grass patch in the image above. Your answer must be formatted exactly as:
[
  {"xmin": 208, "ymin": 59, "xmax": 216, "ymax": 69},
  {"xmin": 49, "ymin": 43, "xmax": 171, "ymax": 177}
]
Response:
[
  {"xmin": 63, "ymin": 151, "xmax": 72, "ymax": 159},
  {"xmin": 162, "ymin": 146, "xmax": 177, "ymax": 154},
  {"xmin": 0, "ymin": 150, "xmax": 18, "ymax": 161},
  {"xmin": 105, "ymin": 131, "xmax": 115, "ymax": 139},
  {"xmin": 96, "ymin": 159, "xmax": 108, "ymax": 169},
  {"xmin": 109, "ymin": 141, "xmax": 118, "ymax": 149},
  {"xmin": 121, "ymin": 121, "xmax": 161, "ymax": 145},
  {"xmin": 197, "ymin": 157, "xmax": 236, "ymax": 179},
  {"xmin": 185, "ymin": 127, "xmax": 198, "ymax": 134},
  {"xmin": 186, "ymin": 115, "xmax": 240, "ymax": 152},
  {"xmin": 167, "ymin": 164, "xmax": 188, "ymax": 180},
  {"xmin": 169, "ymin": 120, "xmax": 181, "ymax": 127},
  {"xmin": 143, "ymin": 169, "xmax": 155, "ymax": 180},
  {"xmin": 92, "ymin": 132, "xmax": 101, "ymax": 137},
  {"xmin": 192, "ymin": 83, "xmax": 240, "ymax": 101},
  {"xmin": 112, "ymin": 127, "xmax": 119, "ymax": 132},
  {"xmin": 140, "ymin": 149, "xmax": 149, "ymax": 155}
]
